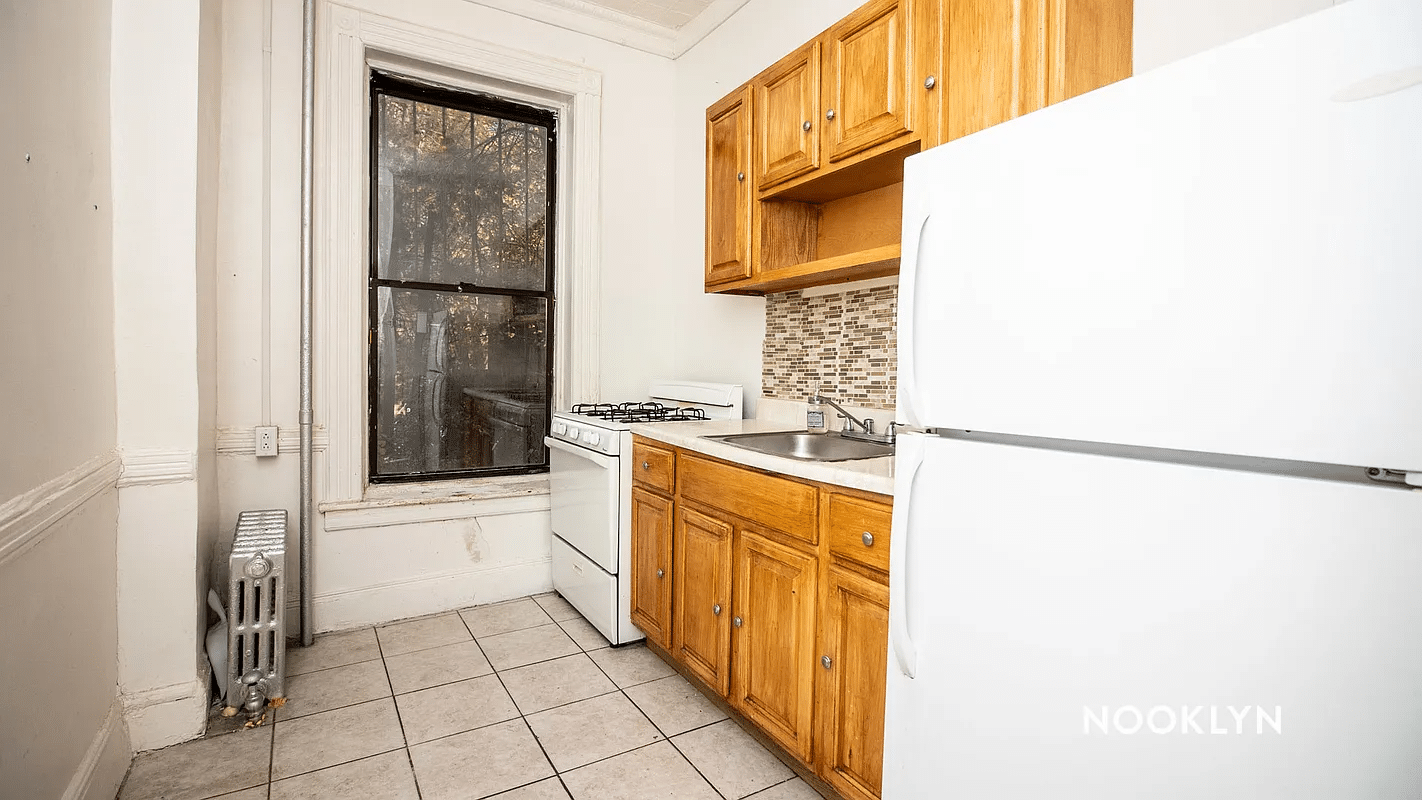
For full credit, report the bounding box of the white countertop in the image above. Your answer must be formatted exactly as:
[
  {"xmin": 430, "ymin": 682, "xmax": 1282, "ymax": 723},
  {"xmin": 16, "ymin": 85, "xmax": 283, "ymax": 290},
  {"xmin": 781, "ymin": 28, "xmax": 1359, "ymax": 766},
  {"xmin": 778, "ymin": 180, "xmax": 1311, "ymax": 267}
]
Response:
[{"xmin": 627, "ymin": 418, "xmax": 895, "ymax": 497}]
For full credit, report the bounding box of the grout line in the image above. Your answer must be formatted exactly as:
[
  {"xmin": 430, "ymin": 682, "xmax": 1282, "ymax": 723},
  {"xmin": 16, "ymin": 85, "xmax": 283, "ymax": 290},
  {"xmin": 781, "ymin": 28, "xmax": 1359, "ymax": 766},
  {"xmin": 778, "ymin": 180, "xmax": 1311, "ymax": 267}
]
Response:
[
  {"xmin": 266, "ymin": 745, "xmax": 408, "ymax": 786},
  {"xmin": 265, "ymin": 694, "xmax": 277, "ymax": 794},
  {"xmin": 578, "ymin": 645, "xmax": 728, "ymax": 800}
]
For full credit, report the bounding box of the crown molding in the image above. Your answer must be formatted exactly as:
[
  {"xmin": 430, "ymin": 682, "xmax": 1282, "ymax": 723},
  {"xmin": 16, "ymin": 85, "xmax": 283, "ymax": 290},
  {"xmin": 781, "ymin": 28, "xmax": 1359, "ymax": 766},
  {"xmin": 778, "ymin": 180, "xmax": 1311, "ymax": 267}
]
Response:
[{"xmin": 462, "ymin": 0, "xmax": 752, "ymax": 58}]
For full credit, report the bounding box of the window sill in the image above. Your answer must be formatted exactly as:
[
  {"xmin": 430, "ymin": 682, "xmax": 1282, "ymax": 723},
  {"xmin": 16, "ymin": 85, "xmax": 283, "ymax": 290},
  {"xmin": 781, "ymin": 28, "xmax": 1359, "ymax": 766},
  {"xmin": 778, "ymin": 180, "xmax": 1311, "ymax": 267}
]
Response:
[{"xmin": 319, "ymin": 474, "xmax": 550, "ymax": 532}]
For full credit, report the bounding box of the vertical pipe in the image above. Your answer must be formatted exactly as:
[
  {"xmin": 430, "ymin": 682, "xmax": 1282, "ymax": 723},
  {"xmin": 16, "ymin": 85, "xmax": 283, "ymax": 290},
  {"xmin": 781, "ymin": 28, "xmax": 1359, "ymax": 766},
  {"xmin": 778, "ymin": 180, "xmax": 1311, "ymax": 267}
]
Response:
[
  {"xmin": 299, "ymin": 0, "xmax": 316, "ymax": 646},
  {"xmin": 261, "ymin": 0, "xmax": 273, "ymax": 427}
]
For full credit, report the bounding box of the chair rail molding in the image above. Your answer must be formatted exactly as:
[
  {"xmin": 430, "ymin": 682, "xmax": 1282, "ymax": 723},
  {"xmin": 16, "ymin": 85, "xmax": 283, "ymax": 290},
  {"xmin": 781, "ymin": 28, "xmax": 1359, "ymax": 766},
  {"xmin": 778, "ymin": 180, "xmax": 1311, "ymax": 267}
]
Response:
[
  {"xmin": 317, "ymin": 2, "xmax": 603, "ymax": 504},
  {"xmin": 0, "ymin": 452, "xmax": 121, "ymax": 567},
  {"xmin": 117, "ymin": 448, "xmax": 198, "ymax": 488}
]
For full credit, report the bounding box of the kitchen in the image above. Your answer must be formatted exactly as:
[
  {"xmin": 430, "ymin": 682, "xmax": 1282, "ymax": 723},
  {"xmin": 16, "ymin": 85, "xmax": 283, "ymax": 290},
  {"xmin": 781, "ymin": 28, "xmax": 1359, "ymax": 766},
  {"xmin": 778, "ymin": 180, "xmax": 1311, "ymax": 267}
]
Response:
[{"xmin": 5, "ymin": 0, "xmax": 1418, "ymax": 798}]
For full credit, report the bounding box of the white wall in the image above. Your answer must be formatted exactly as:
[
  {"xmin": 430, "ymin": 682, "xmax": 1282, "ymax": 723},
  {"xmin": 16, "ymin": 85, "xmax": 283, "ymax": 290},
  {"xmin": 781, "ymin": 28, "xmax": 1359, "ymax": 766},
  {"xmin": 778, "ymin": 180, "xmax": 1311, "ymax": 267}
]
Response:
[
  {"xmin": 0, "ymin": 0, "xmax": 132, "ymax": 796},
  {"xmin": 669, "ymin": 0, "xmax": 869, "ymax": 419},
  {"xmin": 196, "ymin": 0, "xmax": 226, "ymax": 665},
  {"xmin": 215, "ymin": 0, "xmax": 680, "ymax": 630},
  {"xmin": 1134, "ymin": 0, "xmax": 1341, "ymax": 72},
  {"xmin": 111, "ymin": 0, "xmax": 213, "ymax": 750}
]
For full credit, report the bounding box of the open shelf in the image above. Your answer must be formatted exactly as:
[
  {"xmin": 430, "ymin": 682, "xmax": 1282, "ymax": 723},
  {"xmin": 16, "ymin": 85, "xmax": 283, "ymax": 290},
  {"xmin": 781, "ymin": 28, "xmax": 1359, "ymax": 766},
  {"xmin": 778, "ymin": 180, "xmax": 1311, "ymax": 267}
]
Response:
[{"xmin": 713, "ymin": 243, "xmax": 901, "ymax": 296}]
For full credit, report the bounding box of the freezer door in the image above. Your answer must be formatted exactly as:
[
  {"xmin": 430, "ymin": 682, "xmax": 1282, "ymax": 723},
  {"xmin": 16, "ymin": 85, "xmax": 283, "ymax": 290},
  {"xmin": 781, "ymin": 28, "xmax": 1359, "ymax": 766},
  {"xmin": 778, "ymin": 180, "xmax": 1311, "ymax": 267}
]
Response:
[
  {"xmin": 897, "ymin": 0, "xmax": 1422, "ymax": 470},
  {"xmin": 883, "ymin": 434, "xmax": 1422, "ymax": 799}
]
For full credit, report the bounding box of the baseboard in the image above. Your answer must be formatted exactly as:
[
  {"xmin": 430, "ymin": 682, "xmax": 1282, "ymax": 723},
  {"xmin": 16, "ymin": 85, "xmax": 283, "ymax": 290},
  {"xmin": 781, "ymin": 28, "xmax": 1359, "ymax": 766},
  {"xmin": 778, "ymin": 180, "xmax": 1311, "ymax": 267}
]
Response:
[
  {"xmin": 300, "ymin": 557, "xmax": 554, "ymax": 633},
  {"xmin": 122, "ymin": 677, "xmax": 207, "ymax": 752},
  {"xmin": 62, "ymin": 697, "xmax": 131, "ymax": 800}
]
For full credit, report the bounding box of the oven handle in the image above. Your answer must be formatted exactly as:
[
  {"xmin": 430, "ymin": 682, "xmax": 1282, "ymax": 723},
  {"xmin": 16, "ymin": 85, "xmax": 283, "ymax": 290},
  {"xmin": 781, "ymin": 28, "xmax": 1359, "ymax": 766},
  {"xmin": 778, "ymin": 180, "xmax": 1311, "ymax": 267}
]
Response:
[{"xmin": 544, "ymin": 436, "xmax": 619, "ymax": 469}]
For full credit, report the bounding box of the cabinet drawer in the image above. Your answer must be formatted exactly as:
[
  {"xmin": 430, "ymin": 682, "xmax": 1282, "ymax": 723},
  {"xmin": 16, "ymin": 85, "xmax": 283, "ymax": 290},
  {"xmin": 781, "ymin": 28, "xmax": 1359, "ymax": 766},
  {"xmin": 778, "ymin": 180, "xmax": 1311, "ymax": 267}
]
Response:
[
  {"xmin": 680, "ymin": 454, "xmax": 818, "ymax": 545},
  {"xmin": 826, "ymin": 493, "xmax": 891, "ymax": 574},
  {"xmin": 632, "ymin": 438, "xmax": 676, "ymax": 494}
]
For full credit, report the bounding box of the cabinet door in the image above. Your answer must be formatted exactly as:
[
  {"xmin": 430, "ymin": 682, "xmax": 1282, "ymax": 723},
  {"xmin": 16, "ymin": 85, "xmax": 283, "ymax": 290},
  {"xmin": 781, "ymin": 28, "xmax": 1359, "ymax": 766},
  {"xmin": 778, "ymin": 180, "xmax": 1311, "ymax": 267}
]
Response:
[
  {"xmin": 817, "ymin": 567, "xmax": 890, "ymax": 800},
  {"xmin": 755, "ymin": 40, "xmax": 821, "ymax": 191},
  {"xmin": 1043, "ymin": 0, "xmax": 1133, "ymax": 107},
  {"xmin": 942, "ymin": 0, "xmax": 1020, "ymax": 142},
  {"xmin": 672, "ymin": 505, "xmax": 733, "ymax": 695},
  {"xmin": 629, "ymin": 487, "xmax": 674, "ymax": 649},
  {"xmin": 732, "ymin": 529, "xmax": 817, "ymax": 762},
  {"xmin": 943, "ymin": 0, "xmax": 1132, "ymax": 142},
  {"xmin": 823, "ymin": 0, "xmax": 915, "ymax": 162},
  {"xmin": 705, "ymin": 88, "xmax": 753, "ymax": 286}
]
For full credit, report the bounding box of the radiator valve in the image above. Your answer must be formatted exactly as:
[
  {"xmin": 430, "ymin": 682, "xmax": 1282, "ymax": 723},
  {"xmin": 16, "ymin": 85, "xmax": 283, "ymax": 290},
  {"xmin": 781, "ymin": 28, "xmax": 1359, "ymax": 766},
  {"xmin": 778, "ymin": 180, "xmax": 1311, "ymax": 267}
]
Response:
[{"xmin": 240, "ymin": 669, "xmax": 269, "ymax": 723}]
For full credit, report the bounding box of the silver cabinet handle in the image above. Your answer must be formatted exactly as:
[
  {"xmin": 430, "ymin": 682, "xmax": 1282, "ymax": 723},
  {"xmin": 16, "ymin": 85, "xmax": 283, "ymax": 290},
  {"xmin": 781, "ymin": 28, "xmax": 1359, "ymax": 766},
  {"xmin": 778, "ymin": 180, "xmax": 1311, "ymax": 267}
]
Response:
[
  {"xmin": 826, "ymin": 109, "xmax": 836, "ymax": 120},
  {"xmin": 656, "ymin": 568, "xmax": 665, "ymax": 578},
  {"xmin": 642, "ymin": 461, "xmax": 650, "ymax": 470},
  {"xmin": 802, "ymin": 120, "xmax": 812, "ymax": 132},
  {"xmin": 713, "ymin": 603, "xmax": 722, "ymax": 616},
  {"xmin": 862, "ymin": 531, "xmax": 875, "ymax": 547},
  {"xmin": 737, "ymin": 171, "xmax": 745, "ymax": 181},
  {"xmin": 733, "ymin": 616, "xmax": 743, "ymax": 628},
  {"xmin": 822, "ymin": 655, "xmax": 833, "ymax": 670},
  {"xmin": 924, "ymin": 75, "xmax": 937, "ymax": 90}
]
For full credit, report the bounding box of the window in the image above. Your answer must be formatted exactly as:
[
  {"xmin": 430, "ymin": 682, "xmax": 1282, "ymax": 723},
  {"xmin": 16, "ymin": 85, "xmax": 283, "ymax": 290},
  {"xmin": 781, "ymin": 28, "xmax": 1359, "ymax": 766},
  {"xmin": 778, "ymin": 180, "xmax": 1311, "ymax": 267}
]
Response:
[{"xmin": 369, "ymin": 73, "xmax": 556, "ymax": 482}]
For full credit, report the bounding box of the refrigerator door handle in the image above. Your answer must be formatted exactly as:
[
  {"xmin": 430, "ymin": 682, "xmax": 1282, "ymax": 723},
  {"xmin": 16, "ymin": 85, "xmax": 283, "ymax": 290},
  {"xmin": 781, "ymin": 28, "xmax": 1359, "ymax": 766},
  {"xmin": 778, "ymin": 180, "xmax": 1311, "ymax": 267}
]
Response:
[
  {"xmin": 896, "ymin": 212, "xmax": 932, "ymax": 427},
  {"xmin": 889, "ymin": 433, "xmax": 925, "ymax": 678}
]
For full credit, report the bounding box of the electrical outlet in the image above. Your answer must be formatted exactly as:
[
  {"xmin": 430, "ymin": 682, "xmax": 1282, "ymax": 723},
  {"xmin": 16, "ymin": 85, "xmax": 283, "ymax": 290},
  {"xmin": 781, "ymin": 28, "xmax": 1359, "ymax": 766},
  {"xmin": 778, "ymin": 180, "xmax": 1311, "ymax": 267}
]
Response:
[{"xmin": 255, "ymin": 426, "xmax": 279, "ymax": 457}]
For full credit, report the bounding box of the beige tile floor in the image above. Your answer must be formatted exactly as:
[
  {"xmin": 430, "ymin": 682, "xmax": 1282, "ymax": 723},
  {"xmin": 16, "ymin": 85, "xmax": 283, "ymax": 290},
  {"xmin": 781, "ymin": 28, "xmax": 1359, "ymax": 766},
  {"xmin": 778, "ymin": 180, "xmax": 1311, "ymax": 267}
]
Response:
[{"xmin": 119, "ymin": 593, "xmax": 826, "ymax": 800}]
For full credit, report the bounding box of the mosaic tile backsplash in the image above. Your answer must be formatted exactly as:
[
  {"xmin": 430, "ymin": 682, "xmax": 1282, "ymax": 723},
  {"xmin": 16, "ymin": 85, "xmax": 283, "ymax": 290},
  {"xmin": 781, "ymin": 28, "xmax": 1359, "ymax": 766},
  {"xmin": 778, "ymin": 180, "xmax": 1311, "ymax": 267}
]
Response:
[{"xmin": 762, "ymin": 283, "xmax": 897, "ymax": 409}]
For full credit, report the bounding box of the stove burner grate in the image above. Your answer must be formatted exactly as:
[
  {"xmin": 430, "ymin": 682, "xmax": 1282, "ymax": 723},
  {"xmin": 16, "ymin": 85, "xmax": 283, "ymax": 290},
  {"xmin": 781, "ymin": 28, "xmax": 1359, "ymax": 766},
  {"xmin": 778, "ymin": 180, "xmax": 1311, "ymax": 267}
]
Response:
[{"xmin": 570, "ymin": 401, "xmax": 710, "ymax": 424}]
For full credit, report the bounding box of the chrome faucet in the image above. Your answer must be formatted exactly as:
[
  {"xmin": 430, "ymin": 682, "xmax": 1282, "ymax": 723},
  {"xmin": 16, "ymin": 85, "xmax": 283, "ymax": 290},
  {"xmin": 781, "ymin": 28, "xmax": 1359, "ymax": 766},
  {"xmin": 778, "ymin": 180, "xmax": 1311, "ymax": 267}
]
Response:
[{"xmin": 811, "ymin": 392, "xmax": 895, "ymax": 444}]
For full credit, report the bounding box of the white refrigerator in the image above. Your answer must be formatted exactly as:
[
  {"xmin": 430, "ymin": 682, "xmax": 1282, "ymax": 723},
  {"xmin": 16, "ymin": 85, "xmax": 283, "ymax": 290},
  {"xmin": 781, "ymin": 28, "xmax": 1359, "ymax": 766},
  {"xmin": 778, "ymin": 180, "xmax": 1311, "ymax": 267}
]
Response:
[{"xmin": 885, "ymin": 1, "xmax": 1422, "ymax": 797}]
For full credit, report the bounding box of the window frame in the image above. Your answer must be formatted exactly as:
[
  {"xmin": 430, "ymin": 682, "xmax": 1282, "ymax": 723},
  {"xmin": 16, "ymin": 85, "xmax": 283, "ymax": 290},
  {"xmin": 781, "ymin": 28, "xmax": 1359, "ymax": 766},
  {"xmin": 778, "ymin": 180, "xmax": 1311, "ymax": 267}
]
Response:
[{"xmin": 366, "ymin": 72, "xmax": 558, "ymax": 483}]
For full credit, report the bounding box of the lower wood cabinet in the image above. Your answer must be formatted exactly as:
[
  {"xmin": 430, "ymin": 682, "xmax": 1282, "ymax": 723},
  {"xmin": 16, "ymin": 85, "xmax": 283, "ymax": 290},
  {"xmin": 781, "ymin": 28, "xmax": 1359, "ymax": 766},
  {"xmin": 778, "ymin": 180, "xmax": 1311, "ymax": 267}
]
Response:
[
  {"xmin": 629, "ymin": 486, "xmax": 674, "ymax": 649},
  {"xmin": 817, "ymin": 565, "xmax": 891, "ymax": 800},
  {"xmin": 627, "ymin": 440, "xmax": 892, "ymax": 799},
  {"xmin": 732, "ymin": 528, "xmax": 818, "ymax": 762},
  {"xmin": 672, "ymin": 504, "xmax": 733, "ymax": 696}
]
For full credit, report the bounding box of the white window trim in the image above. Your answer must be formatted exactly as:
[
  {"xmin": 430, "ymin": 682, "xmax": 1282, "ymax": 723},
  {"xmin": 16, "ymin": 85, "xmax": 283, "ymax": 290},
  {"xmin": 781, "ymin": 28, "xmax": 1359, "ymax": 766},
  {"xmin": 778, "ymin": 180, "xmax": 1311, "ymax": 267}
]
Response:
[{"xmin": 315, "ymin": 2, "xmax": 602, "ymax": 504}]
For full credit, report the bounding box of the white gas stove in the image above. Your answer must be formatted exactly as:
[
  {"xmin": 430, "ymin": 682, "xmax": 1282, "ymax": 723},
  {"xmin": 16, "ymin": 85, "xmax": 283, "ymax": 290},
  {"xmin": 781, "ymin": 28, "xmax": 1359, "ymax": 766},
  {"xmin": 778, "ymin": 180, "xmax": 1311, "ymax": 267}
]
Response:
[{"xmin": 545, "ymin": 380, "xmax": 743, "ymax": 644}]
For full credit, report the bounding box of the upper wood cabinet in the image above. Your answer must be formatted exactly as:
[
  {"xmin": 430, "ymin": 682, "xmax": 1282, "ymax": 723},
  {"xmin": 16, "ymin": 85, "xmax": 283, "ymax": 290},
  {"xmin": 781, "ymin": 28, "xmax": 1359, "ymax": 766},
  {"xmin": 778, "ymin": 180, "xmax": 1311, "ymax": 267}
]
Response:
[
  {"xmin": 823, "ymin": 0, "xmax": 915, "ymax": 163},
  {"xmin": 938, "ymin": 0, "xmax": 1133, "ymax": 143},
  {"xmin": 705, "ymin": 88, "xmax": 753, "ymax": 286},
  {"xmin": 704, "ymin": 0, "xmax": 1130, "ymax": 296},
  {"xmin": 755, "ymin": 41, "xmax": 822, "ymax": 191}
]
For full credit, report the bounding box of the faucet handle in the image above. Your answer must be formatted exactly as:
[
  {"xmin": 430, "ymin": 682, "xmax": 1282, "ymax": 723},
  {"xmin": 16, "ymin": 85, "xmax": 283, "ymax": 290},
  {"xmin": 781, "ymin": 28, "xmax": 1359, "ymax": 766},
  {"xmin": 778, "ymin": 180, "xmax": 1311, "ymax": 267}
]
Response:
[{"xmin": 837, "ymin": 413, "xmax": 854, "ymax": 433}]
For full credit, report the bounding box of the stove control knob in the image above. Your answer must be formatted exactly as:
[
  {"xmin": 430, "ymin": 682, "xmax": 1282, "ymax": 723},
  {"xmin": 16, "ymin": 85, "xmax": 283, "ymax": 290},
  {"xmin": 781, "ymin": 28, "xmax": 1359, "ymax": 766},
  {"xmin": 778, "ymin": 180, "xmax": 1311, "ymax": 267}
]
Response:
[
  {"xmin": 553, "ymin": 422, "xmax": 567, "ymax": 435},
  {"xmin": 584, "ymin": 431, "xmax": 601, "ymax": 446},
  {"xmin": 566, "ymin": 426, "xmax": 580, "ymax": 440}
]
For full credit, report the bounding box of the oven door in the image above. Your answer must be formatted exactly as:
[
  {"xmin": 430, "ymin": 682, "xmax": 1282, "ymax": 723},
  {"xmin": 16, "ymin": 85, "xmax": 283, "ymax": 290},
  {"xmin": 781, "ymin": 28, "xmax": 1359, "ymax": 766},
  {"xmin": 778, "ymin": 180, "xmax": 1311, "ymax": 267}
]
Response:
[{"xmin": 545, "ymin": 436, "xmax": 619, "ymax": 573}]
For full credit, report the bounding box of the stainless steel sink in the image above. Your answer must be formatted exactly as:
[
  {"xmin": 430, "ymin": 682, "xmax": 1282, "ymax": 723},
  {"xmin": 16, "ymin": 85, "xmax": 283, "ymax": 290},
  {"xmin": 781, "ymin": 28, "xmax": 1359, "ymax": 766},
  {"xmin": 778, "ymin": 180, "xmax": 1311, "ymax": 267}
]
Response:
[{"xmin": 704, "ymin": 431, "xmax": 894, "ymax": 462}]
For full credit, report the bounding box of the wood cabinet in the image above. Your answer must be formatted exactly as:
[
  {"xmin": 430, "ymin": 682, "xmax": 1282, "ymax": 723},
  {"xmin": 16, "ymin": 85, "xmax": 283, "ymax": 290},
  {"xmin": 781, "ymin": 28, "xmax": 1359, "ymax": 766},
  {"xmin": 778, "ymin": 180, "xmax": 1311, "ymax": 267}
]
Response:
[
  {"xmin": 632, "ymin": 441, "xmax": 895, "ymax": 799},
  {"xmin": 822, "ymin": 0, "xmax": 915, "ymax": 163},
  {"xmin": 817, "ymin": 565, "xmax": 890, "ymax": 800},
  {"xmin": 705, "ymin": 88, "xmax": 753, "ymax": 286},
  {"xmin": 704, "ymin": 0, "xmax": 1131, "ymax": 296},
  {"xmin": 629, "ymin": 486, "xmax": 674, "ymax": 649},
  {"xmin": 672, "ymin": 503, "xmax": 734, "ymax": 695},
  {"xmin": 732, "ymin": 528, "xmax": 819, "ymax": 762},
  {"xmin": 755, "ymin": 41, "xmax": 821, "ymax": 191},
  {"xmin": 938, "ymin": 0, "xmax": 1133, "ymax": 143}
]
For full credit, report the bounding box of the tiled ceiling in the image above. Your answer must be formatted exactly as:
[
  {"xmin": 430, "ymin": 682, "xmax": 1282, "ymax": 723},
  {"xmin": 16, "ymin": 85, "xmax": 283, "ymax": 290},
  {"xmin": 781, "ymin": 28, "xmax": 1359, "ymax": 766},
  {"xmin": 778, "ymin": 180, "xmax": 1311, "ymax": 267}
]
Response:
[{"xmin": 468, "ymin": 0, "xmax": 749, "ymax": 58}]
